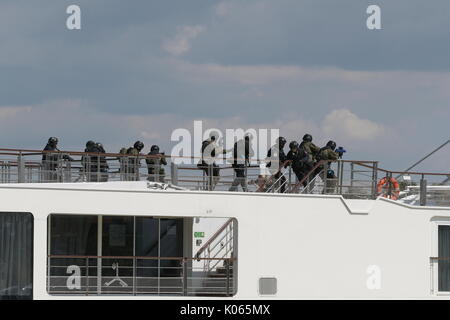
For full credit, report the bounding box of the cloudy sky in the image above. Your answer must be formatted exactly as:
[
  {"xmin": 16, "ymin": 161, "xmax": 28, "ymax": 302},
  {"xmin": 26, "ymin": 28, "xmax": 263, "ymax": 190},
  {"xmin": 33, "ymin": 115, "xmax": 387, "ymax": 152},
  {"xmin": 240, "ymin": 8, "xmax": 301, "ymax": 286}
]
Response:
[{"xmin": 0, "ymin": 0, "xmax": 449, "ymax": 172}]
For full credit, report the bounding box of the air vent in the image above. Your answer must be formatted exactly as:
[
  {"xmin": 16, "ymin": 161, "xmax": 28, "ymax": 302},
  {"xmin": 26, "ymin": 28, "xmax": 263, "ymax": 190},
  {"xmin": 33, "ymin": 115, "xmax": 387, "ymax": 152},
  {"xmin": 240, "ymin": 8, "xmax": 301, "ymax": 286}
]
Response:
[{"xmin": 259, "ymin": 277, "xmax": 277, "ymax": 295}]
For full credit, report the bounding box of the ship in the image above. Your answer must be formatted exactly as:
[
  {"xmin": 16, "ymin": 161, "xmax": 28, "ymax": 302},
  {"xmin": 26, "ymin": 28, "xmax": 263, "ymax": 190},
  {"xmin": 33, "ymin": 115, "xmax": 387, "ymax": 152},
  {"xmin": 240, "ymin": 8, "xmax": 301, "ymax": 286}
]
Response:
[{"xmin": 0, "ymin": 145, "xmax": 449, "ymax": 300}]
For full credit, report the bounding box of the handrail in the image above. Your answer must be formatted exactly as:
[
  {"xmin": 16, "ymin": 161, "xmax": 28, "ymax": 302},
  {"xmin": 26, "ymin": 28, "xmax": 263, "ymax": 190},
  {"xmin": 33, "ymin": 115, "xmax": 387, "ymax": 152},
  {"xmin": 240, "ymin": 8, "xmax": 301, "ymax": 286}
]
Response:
[
  {"xmin": 48, "ymin": 254, "xmax": 235, "ymax": 261},
  {"xmin": 1, "ymin": 147, "xmax": 449, "ymax": 176},
  {"xmin": 430, "ymin": 257, "xmax": 450, "ymax": 261},
  {"xmin": 290, "ymin": 160, "xmax": 327, "ymax": 193},
  {"xmin": 300, "ymin": 169, "xmax": 323, "ymax": 194},
  {"xmin": 0, "ymin": 147, "xmax": 286, "ymax": 164},
  {"xmin": 354, "ymin": 161, "xmax": 450, "ymax": 177},
  {"xmin": 195, "ymin": 218, "xmax": 234, "ymax": 259},
  {"xmin": 264, "ymin": 160, "xmax": 291, "ymax": 193}
]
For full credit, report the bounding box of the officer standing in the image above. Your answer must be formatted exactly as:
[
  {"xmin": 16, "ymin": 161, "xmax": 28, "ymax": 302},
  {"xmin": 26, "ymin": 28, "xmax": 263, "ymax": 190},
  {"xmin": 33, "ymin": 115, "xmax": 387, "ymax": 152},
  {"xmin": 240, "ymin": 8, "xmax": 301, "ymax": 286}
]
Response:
[
  {"xmin": 81, "ymin": 140, "xmax": 99, "ymax": 182},
  {"xmin": 198, "ymin": 131, "xmax": 226, "ymax": 190},
  {"xmin": 96, "ymin": 143, "xmax": 109, "ymax": 182},
  {"xmin": 299, "ymin": 134, "xmax": 320, "ymax": 164},
  {"xmin": 42, "ymin": 137, "xmax": 72, "ymax": 182},
  {"xmin": 317, "ymin": 140, "xmax": 339, "ymax": 194},
  {"xmin": 229, "ymin": 135, "xmax": 253, "ymax": 192},
  {"xmin": 286, "ymin": 141, "xmax": 310, "ymax": 187},
  {"xmin": 266, "ymin": 137, "xmax": 288, "ymax": 193},
  {"xmin": 126, "ymin": 141, "xmax": 144, "ymax": 181},
  {"xmin": 42, "ymin": 137, "xmax": 59, "ymax": 182},
  {"xmin": 146, "ymin": 145, "xmax": 167, "ymax": 183}
]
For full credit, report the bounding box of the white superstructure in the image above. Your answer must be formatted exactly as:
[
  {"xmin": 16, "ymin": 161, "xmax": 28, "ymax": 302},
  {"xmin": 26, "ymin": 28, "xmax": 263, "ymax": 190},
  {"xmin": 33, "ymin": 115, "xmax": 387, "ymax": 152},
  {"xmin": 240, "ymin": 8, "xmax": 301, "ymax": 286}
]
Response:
[
  {"xmin": 1, "ymin": 148, "xmax": 450, "ymax": 300},
  {"xmin": 1, "ymin": 181, "xmax": 450, "ymax": 299}
]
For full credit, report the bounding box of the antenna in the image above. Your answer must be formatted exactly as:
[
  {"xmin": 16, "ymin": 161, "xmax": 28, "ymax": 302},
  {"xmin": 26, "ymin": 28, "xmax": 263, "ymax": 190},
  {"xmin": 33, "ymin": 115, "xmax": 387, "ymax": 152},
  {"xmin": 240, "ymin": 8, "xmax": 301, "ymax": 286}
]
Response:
[{"xmin": 396, "ymin": 140, "xmax": 450, "ymax": 180}]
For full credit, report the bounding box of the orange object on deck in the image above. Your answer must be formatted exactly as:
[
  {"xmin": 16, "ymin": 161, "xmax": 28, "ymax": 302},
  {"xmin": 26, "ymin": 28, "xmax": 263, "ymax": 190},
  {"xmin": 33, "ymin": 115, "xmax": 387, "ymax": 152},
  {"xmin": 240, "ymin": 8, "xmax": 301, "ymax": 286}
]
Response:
[{"xmin": 377, "ymin": 177, "xmax": 400, "ymax": 200}]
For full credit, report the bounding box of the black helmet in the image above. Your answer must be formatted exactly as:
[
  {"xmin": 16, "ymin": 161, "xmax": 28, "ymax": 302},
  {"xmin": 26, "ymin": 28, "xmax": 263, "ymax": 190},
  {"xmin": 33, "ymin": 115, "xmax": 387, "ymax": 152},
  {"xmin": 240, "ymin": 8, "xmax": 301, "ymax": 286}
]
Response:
[
  {"xmin": 48, "ymin": 137, "xmax": 58, "ymax": 145},
  {"xmin": 209, "ymin": 131, "xmax": 219, "ymax": 141},
  {"xmin": 289, "ymin": 141, "xmax": 299, "ymax": 150},
  {"xmin": 86, "ymin": 140, "xmax": 95, "ymax": 148},
  {"xmin": 96, "ymin": 143, "xmax": 105, "ymax": 152},
  {"xmin": 277, "ymin": 137, "xmax": 286, "ymax": 147},
  {"xmin": 134, "ymin": 141, "xmax": 144, "ymax": 151},
  {"xmin": 326, "ymin": 140, "xmax": 337, "ymax": 151},
  {"xmin": 151, "ymin": 145, "xmax": 160, "ymax": 153},
  {"xmin": 302, "ymin": 134, "xmax": 312, "ymax": 142}
]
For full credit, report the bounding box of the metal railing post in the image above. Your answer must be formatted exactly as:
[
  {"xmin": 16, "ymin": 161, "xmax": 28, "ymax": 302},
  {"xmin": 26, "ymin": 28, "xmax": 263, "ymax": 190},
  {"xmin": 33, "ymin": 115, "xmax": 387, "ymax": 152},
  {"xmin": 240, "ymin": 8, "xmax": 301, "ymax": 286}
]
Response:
[
  {"xmin": 183, "ymin": 258, "xmax": 188, "ymax": 296},
  {"xmin": 244, "ymin": 164, "xmax": 248, "ymax": 192},
  {"xmin": 133, "ymin": 257, "xmax": 136, "ymax": 296},
  {"xmin": 155, "ymin": 158, "xmax": 160, "ymax": 182},
  {"xmin": 226, "ymin": 260, "xmax": 230, "ymax": 296},
  {"xmin": 338, "ymin": 160, "xmax": 344, "ymax": 195},
  {"xmin": 372, "ymin": 162, "xmax": 378, "ymax": 199},
  {"xmin": 288, "ymin": 167, "xmax": 292, "ymax": 193},
  {"xmin": 171, "ymin": 162, "xmax": 178, "ymax": 185},
  {"xmin": 387, "ymin": 172, "xmax": 393, "ymax": 199},
  {"xmin": 17, "ymin": 152, "xmax": 25, "ymax": 183},
  {"xmin": 97, "ymin": 155, "xmax": 100, "ymax": 182},
  {"xmin": 323, "ymin": 162, "xmax": 328, "ymax": 194},
  {"xmin": 85, "ymin": 257, "xmax": 89, "ymax": 295},
  {"xmin": 420, "ymin": 174, "xmax": 427, "ymax": 206},
  {"xmin": 208, "ymin": 164, "xmax": 213, "ymax": 191},
  {"xmin": 65, "ymin": 158, "xmax": 71, "ymax": 182}
]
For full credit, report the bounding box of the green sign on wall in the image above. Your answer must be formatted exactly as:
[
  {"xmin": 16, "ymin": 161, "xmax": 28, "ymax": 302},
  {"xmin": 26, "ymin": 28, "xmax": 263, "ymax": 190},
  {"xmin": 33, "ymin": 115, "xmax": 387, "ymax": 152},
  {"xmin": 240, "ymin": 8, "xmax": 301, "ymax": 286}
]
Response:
[{"xmin": 194, "ymin": 232, "xmax": 205, "ymax": 238}]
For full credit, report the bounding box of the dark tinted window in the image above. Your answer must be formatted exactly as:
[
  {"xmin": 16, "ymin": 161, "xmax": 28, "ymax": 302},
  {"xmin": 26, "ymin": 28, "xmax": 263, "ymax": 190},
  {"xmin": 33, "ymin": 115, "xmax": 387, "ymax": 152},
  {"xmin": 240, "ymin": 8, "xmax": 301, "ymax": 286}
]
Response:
[
  {"xmin": 439, "ymin": 225, "xmax": 450, "ymax": 291},
  {"xmin": 0, "ymin": 212, "xmax": 33, "ymax": 300}
]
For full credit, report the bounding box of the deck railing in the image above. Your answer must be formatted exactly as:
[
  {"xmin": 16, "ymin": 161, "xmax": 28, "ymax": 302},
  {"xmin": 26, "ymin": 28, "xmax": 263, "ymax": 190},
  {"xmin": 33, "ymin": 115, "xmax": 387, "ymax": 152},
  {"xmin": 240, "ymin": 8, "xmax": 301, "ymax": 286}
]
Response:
[
  {"xmin": 47, "ymin": 255, "xmax": 236, "ymax": 296},
  {"xmin": 195, "ymin": 218, "xmax": 235, "ymax": 273},
  {"xmin": 0, "ymin": 148, "xmax": 449, "ymax": 205}
]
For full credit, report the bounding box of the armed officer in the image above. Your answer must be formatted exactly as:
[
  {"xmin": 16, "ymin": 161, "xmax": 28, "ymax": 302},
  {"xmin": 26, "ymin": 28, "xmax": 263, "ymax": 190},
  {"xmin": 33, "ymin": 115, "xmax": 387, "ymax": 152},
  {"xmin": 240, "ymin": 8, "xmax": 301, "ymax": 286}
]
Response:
[
  {"xmin": 317, "ymin": 140, "xmax": 339, "ymax": 194},
  {"xmin": 229, "ymin": 135, "xmax": 253, "ymax": 192},
  {"xmin": 299, "ymin": 134, "xmax": 320, "ymax": 165},
  {"xmin": 266, "ymin": 137, "xmax": 288, "ymax": 193},
  {"xmin": 96, "ymin": 143, "xmax": 109, "ymax": 182},
  {"xmin": 81, "ymin": 140, "xmax": 99, "ymax": 182},
  {"xmin": 126, "ymin": 141, "xmax": 144, "ymax": 180},
  {"xmin": 286, "ymin": 141, "xmax": 310, "ymax": 187},
  {"xmin": 146, "ymin": 145, "xmax": 167, "ymax": 183},
  {"xmin": 198, "ymin": 131, "xmax": 226, "ymax": 190},
  {"xmin": 42, "ymin": 137, "xmax": 73, "ymax": 182}
]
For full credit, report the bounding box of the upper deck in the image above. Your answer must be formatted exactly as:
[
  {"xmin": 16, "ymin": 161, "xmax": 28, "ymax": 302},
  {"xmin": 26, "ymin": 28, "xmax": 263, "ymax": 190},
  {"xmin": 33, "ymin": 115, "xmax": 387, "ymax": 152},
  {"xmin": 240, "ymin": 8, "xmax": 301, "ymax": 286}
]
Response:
[{"xmin": 0, "ymin": 147, "xmax": 449, "ymax": 207}]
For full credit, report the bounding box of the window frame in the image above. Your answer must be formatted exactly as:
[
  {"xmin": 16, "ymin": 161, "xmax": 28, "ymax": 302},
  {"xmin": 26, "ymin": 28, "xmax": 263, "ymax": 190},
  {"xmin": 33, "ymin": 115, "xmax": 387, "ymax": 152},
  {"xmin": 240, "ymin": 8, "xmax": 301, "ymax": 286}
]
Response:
[
  {"xmin": 0, "ymin": 212, "xmax": 34, "ymax": 300},
  {"xmin": 432, "ymin": 220, "xmax": 450, "ymax": 296}
]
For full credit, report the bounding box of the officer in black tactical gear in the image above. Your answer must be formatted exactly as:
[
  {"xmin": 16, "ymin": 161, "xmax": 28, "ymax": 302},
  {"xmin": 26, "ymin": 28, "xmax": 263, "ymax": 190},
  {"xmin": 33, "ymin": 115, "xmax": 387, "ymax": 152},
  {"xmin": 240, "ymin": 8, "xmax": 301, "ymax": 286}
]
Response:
[
  {"xmin": 286, "ymin": 141, "xmax": 310, "ymax": 187},
  {"xmin": 229, "ymin": 135, "xmax": 254, "ymax": 192},
  {"xmin": 96, "ymin": 142, "xmax": 109, "ymax": 182},
  {"xmin": 317, "ymin": 140, "xmax": 339, "ymax": 194},
  {"xmin": 198, "ymin": 131, "xmax": 226, "ymax": 190},
  {"xmin": 299, "ymin": 133, "xmax": 320, "ymax": 165},
  {"xmin": 42, "ymin": 137, "xmax": 73, "ymax": 182},
  {"xmin": 126, "ymin": 141, "xmax": 144, "ymax": 181},
  {"xmin": 146, "ymin": 145, "xmax": 167, "ymax": 183},
  {"xmin": 266, "ymin": 137, "xmax": 288, "ymax": 193},
  {"xmin": 81, "ymin": 140, "xmax": 99, "ymax": 182}
]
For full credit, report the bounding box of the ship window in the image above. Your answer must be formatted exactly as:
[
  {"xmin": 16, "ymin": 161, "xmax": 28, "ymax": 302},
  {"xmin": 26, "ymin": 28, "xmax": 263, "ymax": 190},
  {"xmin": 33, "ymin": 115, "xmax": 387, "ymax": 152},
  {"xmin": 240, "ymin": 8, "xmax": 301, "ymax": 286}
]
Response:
[
  {"xmin": 47, "ymin": 215, "xmax": 237, "ymax": 297},
  {"xmin": 0, "ymin": 212, "xmax": 33, "ymax": 300},
  {"xmin": 50, "ymin": 214, "xmax": 98, "ymax": 256},
  {"xmin": 438, "ymin": 225, "xmax": 450, "ymax": 292}
]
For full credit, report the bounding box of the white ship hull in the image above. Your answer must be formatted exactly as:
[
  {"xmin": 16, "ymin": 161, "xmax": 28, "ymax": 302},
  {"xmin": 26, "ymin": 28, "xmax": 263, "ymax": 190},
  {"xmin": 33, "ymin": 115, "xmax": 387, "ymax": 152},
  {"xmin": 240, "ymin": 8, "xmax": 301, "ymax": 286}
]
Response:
[{"xmin": 1, "ymin": 181, "xmax": 450, "ymax": 299}]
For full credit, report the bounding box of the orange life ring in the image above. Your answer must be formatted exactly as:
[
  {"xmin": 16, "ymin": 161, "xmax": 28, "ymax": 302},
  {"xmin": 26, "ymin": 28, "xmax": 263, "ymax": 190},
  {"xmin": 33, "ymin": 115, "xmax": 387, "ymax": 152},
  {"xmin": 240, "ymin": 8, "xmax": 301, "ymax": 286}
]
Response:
[{"xmin": 377, "ymin": 177, "xmax": 400, "ymax": 200}]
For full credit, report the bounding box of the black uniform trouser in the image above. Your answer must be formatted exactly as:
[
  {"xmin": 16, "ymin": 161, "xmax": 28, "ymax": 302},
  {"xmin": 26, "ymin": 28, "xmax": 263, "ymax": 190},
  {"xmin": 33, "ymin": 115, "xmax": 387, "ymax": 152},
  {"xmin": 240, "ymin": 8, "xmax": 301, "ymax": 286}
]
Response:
[
  {"xmin": 229, "ymin": 165, "xmax": 247, "ymax": 192},
  {"xmin": 293, "ymin": 168, "xmax": 307, "ymax": 187}
]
